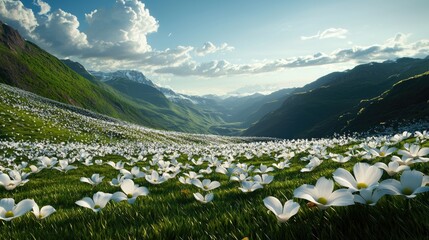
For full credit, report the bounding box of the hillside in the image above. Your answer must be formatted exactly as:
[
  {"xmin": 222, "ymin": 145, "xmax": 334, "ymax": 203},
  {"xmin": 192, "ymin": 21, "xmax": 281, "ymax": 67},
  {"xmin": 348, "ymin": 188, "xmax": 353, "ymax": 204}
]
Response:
[
  {"xmin": 244, "ymin": 58, "xmax": 429, "ymax": 138},
  {"xmin": 0, "ymin": 21, "xmax": 225, "ymax": 134},
  {"xmin": 0, "ymin": 83, "xmax": 253, "ymax": 144},
  {"xmin": 0, "ymin": 81, "xmax": 428, "ymax": 239},
  {"xmin": 61, "ymin": 59, "xmax": 98, "ymax": 82},
  {"xmin": 82, "ymin": 67, "xmax": 297, "ymax": 135},
  {"xmin": 343, "ymin": 71, "xmax": 429, "ymax": 132}
]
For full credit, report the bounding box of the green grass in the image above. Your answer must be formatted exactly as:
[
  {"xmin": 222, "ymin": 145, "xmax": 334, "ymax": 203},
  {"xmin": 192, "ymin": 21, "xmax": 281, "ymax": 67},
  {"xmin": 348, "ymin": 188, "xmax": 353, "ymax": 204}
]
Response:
[
  {"xmin": 0, "ymin": 67, "xmax": 428, "ymax": 239},
  {"xmin": 1, "ymin": 145, "xmax": 428, "ymax": 240}
]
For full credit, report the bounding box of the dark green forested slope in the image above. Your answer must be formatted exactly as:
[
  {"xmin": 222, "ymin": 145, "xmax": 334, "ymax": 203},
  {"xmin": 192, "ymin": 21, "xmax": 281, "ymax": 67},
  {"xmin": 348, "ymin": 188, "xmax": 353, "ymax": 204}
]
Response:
[
  {"xmin": 244, "ymin": 57, "xmax": 429, "ymax": 138},
  {"xmin": 343, "ymin": 71, "xmax": 429, "ymax": 132}
]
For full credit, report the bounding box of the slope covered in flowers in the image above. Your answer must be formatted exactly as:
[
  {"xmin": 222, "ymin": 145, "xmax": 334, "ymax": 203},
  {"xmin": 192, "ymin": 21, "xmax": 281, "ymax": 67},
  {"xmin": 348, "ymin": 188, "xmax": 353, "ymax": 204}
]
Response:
[{"xmin": 0, "ymin": 84, "xmax": 429, "ymax": 239}]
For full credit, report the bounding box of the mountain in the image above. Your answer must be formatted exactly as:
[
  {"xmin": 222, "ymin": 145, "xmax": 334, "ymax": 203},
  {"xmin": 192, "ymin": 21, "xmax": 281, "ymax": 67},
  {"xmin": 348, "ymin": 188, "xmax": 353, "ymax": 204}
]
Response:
[
  {"xmin": 343, "ymin": 71, "xmax": 429, "ymax": 132},
  {"xmin": 104, "ymin": 78, "xmax": 170, "ymax": 107},
  {"xmin": 244, "ymin": 57, "xmax": 429, "ymax": 138},
  {"xmin": 90, "ymin": 69, "xmax": 208, "ymax": 105},
  {"xmin": 242, "ymin": 88, "xmax": 296, "ymax": 127},
  {"xmin": 90, "ymin": 70, "xmax": 156, "ymax": 87},
  {"xmin": 61, "ymin": 59, "xmax": 97, "ymax": 82},
  {"xmin": 211, "ymin": 88, "xmax": 295, "ymax": 124},
  {"xmin": 86, "ymin": 67, "xmax": 297, "ymax": 134},
  {"xmin": 0, "ymin": 21, "xmax": 223, "ymax": 134}
]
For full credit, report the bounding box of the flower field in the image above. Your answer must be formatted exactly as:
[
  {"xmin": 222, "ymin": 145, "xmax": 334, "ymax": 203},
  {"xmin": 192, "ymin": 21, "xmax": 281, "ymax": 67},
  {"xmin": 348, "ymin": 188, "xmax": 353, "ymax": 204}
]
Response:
[{"xmin": 1, "ymin": 84, "xmax": 429, "ymax": 239}]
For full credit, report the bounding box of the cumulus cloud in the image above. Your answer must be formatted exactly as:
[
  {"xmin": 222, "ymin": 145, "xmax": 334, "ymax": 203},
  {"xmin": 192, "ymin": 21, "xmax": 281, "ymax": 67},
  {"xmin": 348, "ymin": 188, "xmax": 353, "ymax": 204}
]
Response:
[
  {"xmin": 0, "ymin": 0, "xmax": 38, "ymax": 36},
  {"xmin": 34, "ymin": 0, "xmax": 50, "ymax": 15},
  {"xmin": 195, "ymin": 42, "xmax": 234, "ymax": 56},
  {"xmin": 301, "ymin": 28, "xmax": 348, "ymax": 40},
  {"xmin": 155, "ymin": 33, "xmax": 429, "ymax": 77},
  {"xmin": 1, "ymin": 1, "xmax": 429, "ymax": 80},
  {"xmin": 85, "ymin": 0, "xmax": 158, "ymax": 54},
  {"xmin": 35, "ymin": 9, "xmax": 89, "ymax": 56}
]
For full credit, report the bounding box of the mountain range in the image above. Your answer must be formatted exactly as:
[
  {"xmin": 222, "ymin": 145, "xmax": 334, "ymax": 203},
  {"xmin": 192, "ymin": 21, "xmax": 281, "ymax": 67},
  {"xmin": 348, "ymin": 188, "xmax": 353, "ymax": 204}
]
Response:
[
  {"xmin": 244, "ymin": 57, "xmax": 429, "ymax": 138},
  {"xmin": 1, "ymin": 21, "xmax": 428, "ymax": 139}
]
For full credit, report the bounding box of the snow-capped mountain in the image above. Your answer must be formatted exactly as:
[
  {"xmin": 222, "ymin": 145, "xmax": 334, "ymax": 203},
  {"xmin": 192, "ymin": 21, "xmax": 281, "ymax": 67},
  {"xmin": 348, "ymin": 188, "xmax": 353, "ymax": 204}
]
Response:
[
  {"xmin": 89, "ymin": 70, "xmax": 156, "ymax": 87},
  {"xmin": 157, "ymin": 87, "xmax": 200, "ymax": 104},
  {"xmin": 89, "ymin": 69, "xmax": 208, "ymax": 104}
]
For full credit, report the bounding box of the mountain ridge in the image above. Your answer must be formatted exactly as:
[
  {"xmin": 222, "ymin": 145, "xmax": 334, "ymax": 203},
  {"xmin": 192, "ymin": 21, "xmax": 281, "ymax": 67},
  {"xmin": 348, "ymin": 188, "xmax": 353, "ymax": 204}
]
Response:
[
  {"xmin": 244, "ymin": 57, "xmax": 429, "ymax": 138},
  {"xmin": 0, "ymin": 21, "xmax": 226, "ymax": 134}
]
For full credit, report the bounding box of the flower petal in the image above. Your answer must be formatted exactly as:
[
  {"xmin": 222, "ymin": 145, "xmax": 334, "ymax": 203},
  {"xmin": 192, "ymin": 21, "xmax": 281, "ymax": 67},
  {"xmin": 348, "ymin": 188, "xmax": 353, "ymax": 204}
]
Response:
[
  {"xmin": 120, "ymin": 179, "xmax": 135, "ymax": 195},
  {"xmin": 263, "ymin": 196, "xmax": 282, "ymax": 215},
  {"xmin": 75, "ymin": 197, "xmax": 95, "ymax": 209},
  {"xmin": 13, "ymin": 199, "xmax": 35, "ymax": 217},
  {"xmin": 39, "ymin": 205, "xmax": 56, "ymax": 219},
  {"xmin": 333, "ymin": 168, "xmax": 357, "ymax": 190}
]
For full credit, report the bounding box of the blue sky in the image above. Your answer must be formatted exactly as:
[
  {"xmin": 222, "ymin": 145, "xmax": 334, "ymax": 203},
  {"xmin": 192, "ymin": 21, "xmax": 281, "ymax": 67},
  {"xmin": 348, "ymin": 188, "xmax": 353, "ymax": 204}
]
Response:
[{"xmin": 2, "ymin": 0, "xmax": 429, "ymax": 95}]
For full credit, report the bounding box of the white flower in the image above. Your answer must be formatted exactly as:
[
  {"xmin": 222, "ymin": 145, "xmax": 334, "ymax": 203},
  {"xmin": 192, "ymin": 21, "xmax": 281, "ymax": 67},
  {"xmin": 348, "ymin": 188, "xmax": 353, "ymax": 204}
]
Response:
[
  {"xmin": 263, "ymin": 197, "xmax": 300, "ymax": 222},
  {"xmin": 120, "ymin": 166, "xmax": 145, "ymax": 179},
  {"xmin": 32, "ymin": 203, "xmax": 56, "ymax": 219},
  {"xmin": 253, "ymin": 174, "xmax": 274, "ymax": 185},
  {"xmin": 0, "ymin": 173, "xmax": 21, "ymax": 190},
  {"xmin": 37, "ymin": 157, "xmax": 58, "ymax": 169},
  {"xmin": 179, "ymin": 171, "xmax": 203, "ymax": 184},
  {"xmin": 198, "ymin": 167, "xmax": 212, "ymax": 174},
  {"xmin": 272, "ymin": 160, "xmax": 290, "ymax": 169},
  {"xmin": 53, "ymin": 160, "xmax": 77, "ymax": 173},
  {"xmin": 145, "ymin": 170, "xmax": 167, "ymax": 185},
  {"xmin": 391, "ymin": 131, "xmax": 412, "ymax": 143},
  {"xmin": 369, "ymin": 146, "xmax": 397, "ymax": 158},
  {"xmin": 80, "ymin": 173, "xmax": 104, "ymax": 186},
  {"xmin": 193, "ymin": 193, "xmax": 214, "ymax": 204},
  {"xmin": 333, "ymin": 162, "xmax": 382, "ymax": 192},
  {"xmin": 112, "ymin": 179, "xmax": 149, "ymax": 204},
  {"xmin": 331, "ymin": 155, "xmax": 351, "ymax": 163},
  {"xmin": 75, "ymin": 192, "xmax": 112, "ymax": 213},
  {"xmin": 353, "ymin": 189, "xmax": 386, "ymax": 206},
  {"xmin": 230, "ymin": 173, "xmax": 251, "ymax": 183},
  {"xmin": 106, "ymin": 161, "xmax": 125, "ymax": 170},
  {"xmin": 397, "ymin": 144, "xmax": 429, "ymax": 163},
  {"xmin": 253, "ymin": 164, "xmax": 274, "ymax": 174},
  {"xmin": 391, "ymin": 155, "xmax": 415, "ymax": 166},
  {"xmin": 0, "ymin": 198, "xmax": 35, "ymax": 221},
  {"xmin": 238, "ymin": 181, "xmax": 263, "ymax": 193},
  {"xmin": 374, "ymin": 161, "xmax": 410, "ymax": 176},
  {"xmin": 293, "ymin": 177, "xmax": 354, "ymax": 210},
  {"xmin": 191, "ymin": 179, "xmax": 221, "ymax": 191},
  {"xmin": 109, "ymin": 174, "xmax": 127, "ymax": 187},
  {"xmin": 301, "ymin": 157, "xmax": 323, "ymax": 172},
  {"xmin": 379, "ymin": 170, "xmax": 429, "ymax": 199}
]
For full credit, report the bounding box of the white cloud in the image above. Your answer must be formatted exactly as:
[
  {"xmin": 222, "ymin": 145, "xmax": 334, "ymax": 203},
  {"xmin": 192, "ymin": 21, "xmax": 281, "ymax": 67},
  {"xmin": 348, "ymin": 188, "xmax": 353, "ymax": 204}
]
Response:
[
  {"xmin": 155, "ymin": 33, "xmax": 429, "ymax": 77},
  {"xmin": 195, "ymin": 42, "xmax": 234, "ymax": 56},
  {"xmin": 35, "ymin": 9, "xmax": 89, "ymax": 56},
  {"xmin": 80, "ymin": 45, "xmax": 194, "ymax": 73},
  {"xmin": 1, "ymin": 1, "xmax": 429, "ymax": 81},
  {"xmin": 85, "ymin": 0, "xmax": 158, "ymax": 53},
  {"xmin": 34, "ymin": 0, "xmax": 50, "ymax": 15},
  {"xmin": 227, "ymin": 84, "xmax": 281, "ymax": 96},
  {"xmin": 301, "ymin": 28, "xmax": 348, "ymax": 40},
  {"xmin": 0, "ymin": 0, "xmax": 38, "ymax": 36}
]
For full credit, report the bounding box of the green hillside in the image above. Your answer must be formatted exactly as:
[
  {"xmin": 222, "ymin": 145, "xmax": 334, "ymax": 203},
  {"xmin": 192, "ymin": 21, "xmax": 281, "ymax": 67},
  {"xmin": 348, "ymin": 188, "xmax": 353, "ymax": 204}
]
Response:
[
  {"xmin": 244, "ymin": 58, "xmax": 429, "ymax": 138},
  {"xmin": 344, "ymin": 71, "xmax": 429, "ymax": 132},
  {"xmin": 104, "ymin": 77, "xmax": 171, "ymax": 108},
  {"xmin": 0, "ymin": 21, "xmax": 223, "ymax": 134}
]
